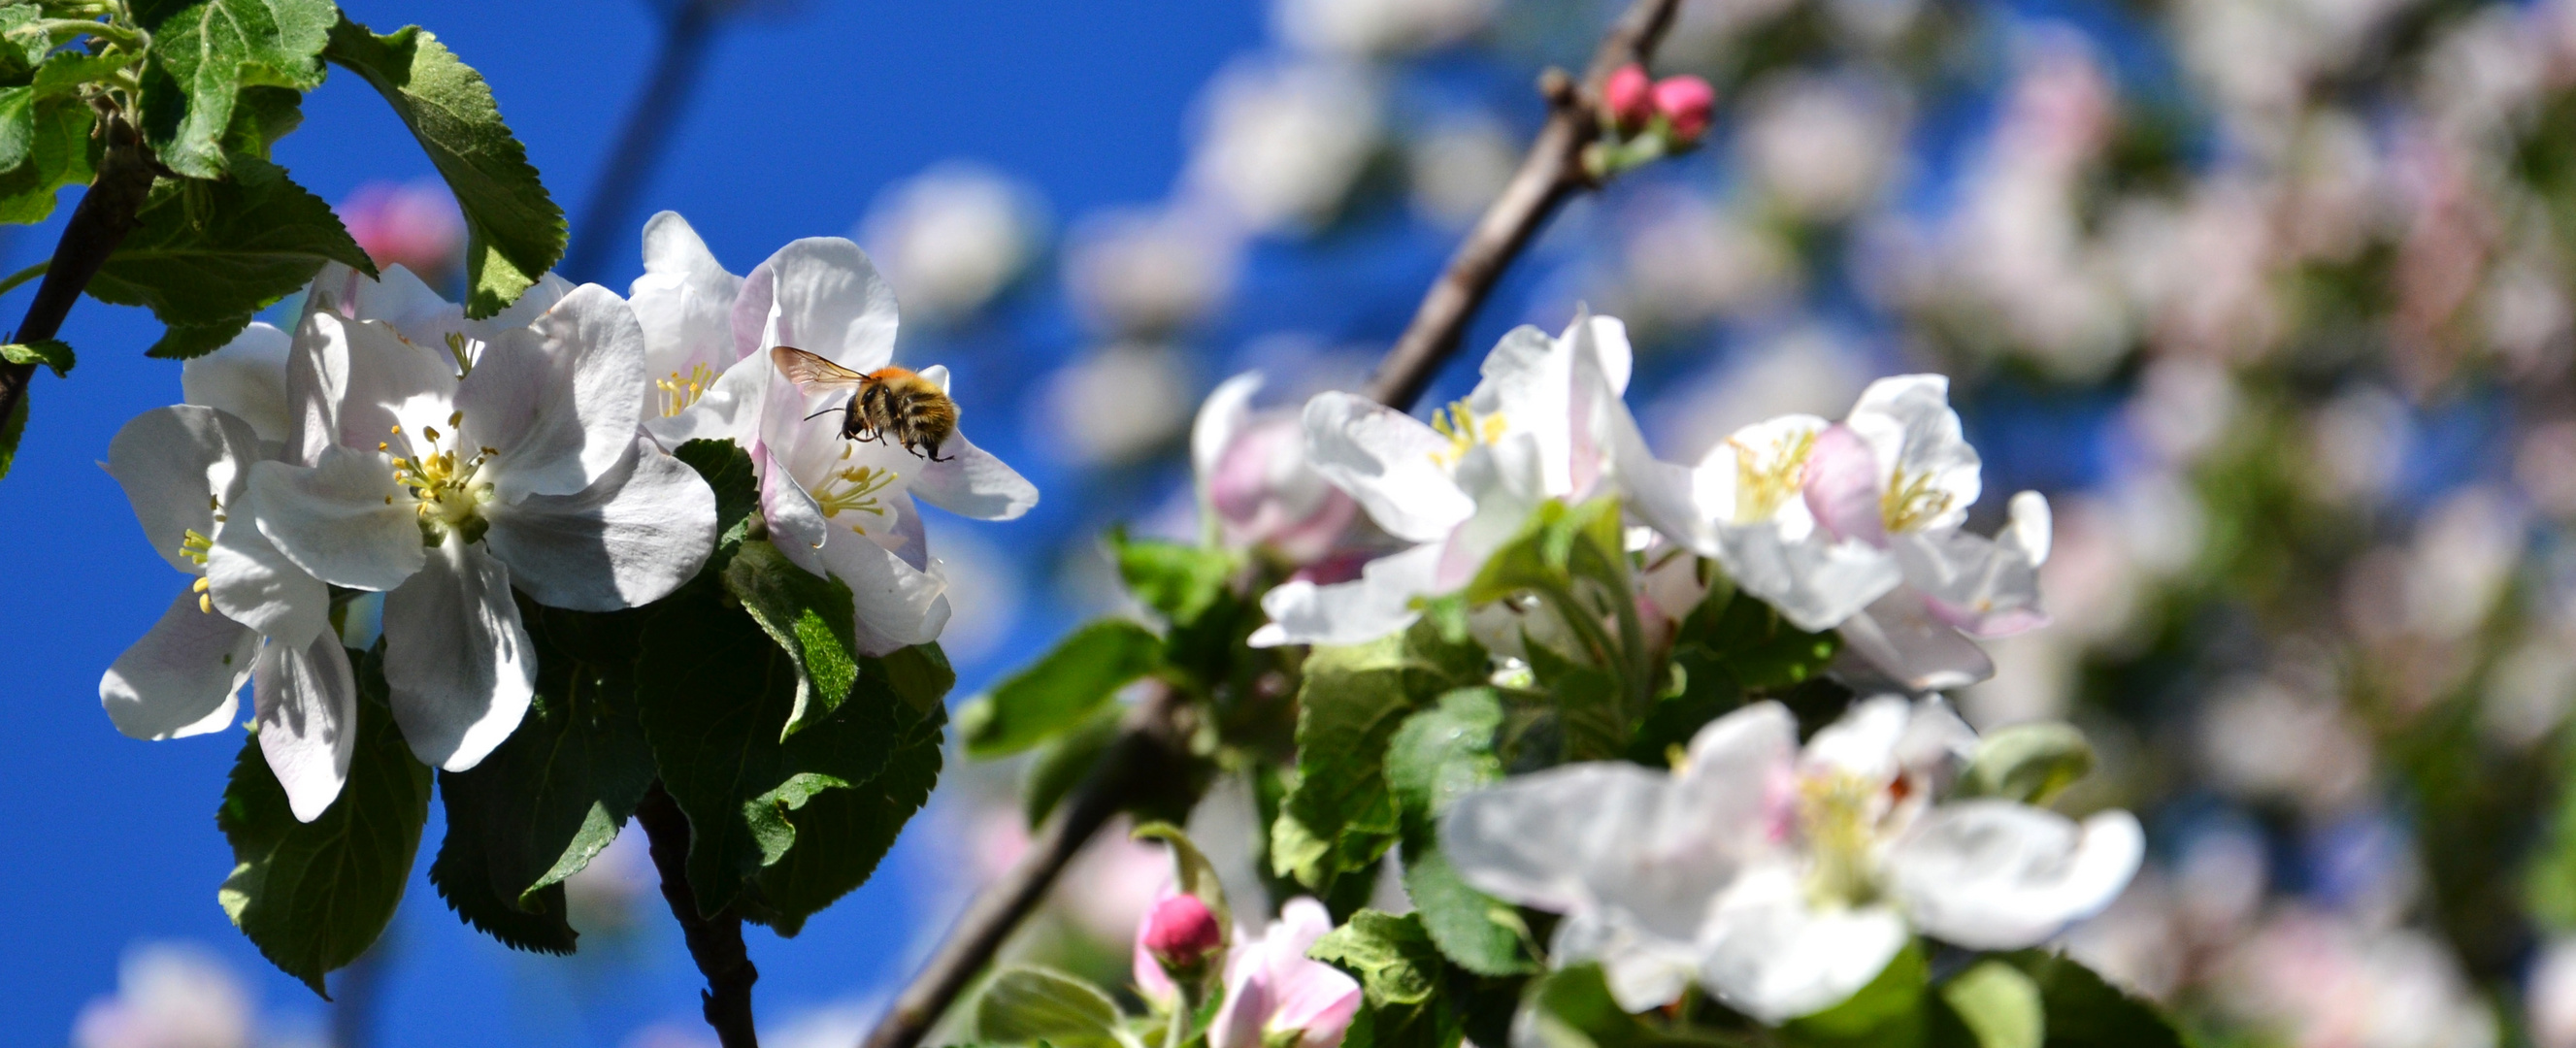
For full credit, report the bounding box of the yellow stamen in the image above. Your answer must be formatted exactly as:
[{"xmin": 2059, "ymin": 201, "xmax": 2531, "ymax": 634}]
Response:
[
  {"xmin": 657, "ymin": 362, "xmax": 717, "ymax": 417},
  {"xmin": 813, "ymin": 464, "xmax": 897, "ymax": 533},
  {"xmin": 1428, "ymin": 400, "xmax": 1508, "ymax": 469},
  {"xmin": 1728, "ymin": 428, "xmax": 1817, "ymax": 524},
  {"xmin": 1880, "ymin": 467, "xmax": 1954, "ymax": 534},
  {"xmin": 1798, "ymin": 771, "xmax": 1883, "ymax": 907}
]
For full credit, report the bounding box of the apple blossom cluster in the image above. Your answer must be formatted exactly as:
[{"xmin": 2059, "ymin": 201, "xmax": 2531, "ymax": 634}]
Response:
[{"xmin": 99, "ymin": 213, "xmax": 1033, "ymax": 824}]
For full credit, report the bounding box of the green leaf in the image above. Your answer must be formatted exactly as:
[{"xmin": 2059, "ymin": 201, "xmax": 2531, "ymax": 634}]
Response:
[
  {"xmin": 672, "ymin": 438, "xmax": 760, "ymax": 570},
  {"xmin": 746, "ymin": 694, "xmax": 943, "ymax": 935},
  {"xmin": 1941, "ymin": 962, "xmax": 2044, "ymax": 1048},
  {"xmin": 1284, "ymin": 620, "xmax": 1487, "ymax": 887},
  {"xmin": 960, "ymin": 618, "xmax": 1163, "ymax": 759},
  {"xmin": 135, "ymin": 0, "xmax": 334, "ymax": 178},
  {"xmin": 0, "ymin": 337, "xmax": 68, "ymax": 376},
  {"xmin": 633, "ymin": 571, "xmax": 913, "ymax": 915},
  {"xmin": 1461, "ymin": 496, "xmax": 1628, "ymax": 607},
  {"xmin": 219, "ymin": 84, "xmax": 303, "ymax": 160},
  {"xmin": 1955, "ymin": 724, "xmax": 2094, "ymax": 805},
  {"xmin": 87, "ymin": 155, "xmax": 374, "ymax": 357},
  {"xmin": 0, "ymin": 84, "xmax": 33, "ymax": 171},
  {"xmin": 975, "ymin": 966, "xmax": 1139, "ymax": 1048},
  {"xmin": 1675, "ymin": 582, "xmax": 1839, "ymax": 693},
  {"xmin": 1023, "ymin": 703, "xmax": 1122, "ymax": 829},
  {"xmin": 35, "ymin": 50, "xmax": 140, "ymax": 95},
  {"xmin": 722, "ymin": 538, "xmax": 862, "ymax": 737},
  {"xmin": 1384, "ymin": 688, "xmax": 1534, "ymax": 976},
  {"xmin": 0, "ymin": 88, "xmax": 91, "ymax": 223},
  {"xmin": 322, "ymin": 15, "xmax": 564, "ymax": 319},
  {"xmin": 1993, "ymin": 951, "xmax": 2191, "ymax": 1048},
  {"xmin": 217, "ymin": 647, "xmax": 432, "ymax": 995},
  {"xmin": 869, "ymin": 642, "xmax": 955, "ymax": 715},
  {"xmin": 1111, "ymin": 530, "xmax": 1238, "ymax": 627},
  {"xmin": 427, "ymin": 608, "xmax": 655, "ymax": 955},
  {"xmin": 1133, "ymin": 821, "xmax": 1232, "ymax": 933},
  {"xmin": 1309, "ymin": 910, "xmax": 1462, "ymax": 1048},
  {"xmin": 0, "ymin": 388, "xmax": 25, "ymax": 480}
]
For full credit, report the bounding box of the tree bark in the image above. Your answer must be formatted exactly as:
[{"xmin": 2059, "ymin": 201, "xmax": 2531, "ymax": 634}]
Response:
[
  {"xmin": 639, "ymin": 780, "xmax": 762, "ymax": 1048},
  {"xmin": 0, "ymin": 108, "xmax": 156, "ymax": 437}
]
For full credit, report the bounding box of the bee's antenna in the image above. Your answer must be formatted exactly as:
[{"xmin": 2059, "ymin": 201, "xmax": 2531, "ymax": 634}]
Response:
[{"xmin": 803, "ymin": 406, "xmax": 840, "ymax": 422}]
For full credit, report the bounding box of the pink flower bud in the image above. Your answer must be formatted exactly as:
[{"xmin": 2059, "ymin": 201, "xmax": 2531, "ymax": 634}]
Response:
[
  {"xmin": 1652, "ymin": 76, "xmax": 1716, "ymax": 143},
  {"xmin": 1603, "ymin": 64, "xmax": 1655, "ymax": 131},
  {"xmin": 1141, "ymin": 894, "xmax": 1224, "ymax": 970}
]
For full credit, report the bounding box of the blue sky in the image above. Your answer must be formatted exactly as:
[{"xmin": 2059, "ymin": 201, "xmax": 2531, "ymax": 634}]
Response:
[{"xmin": 0, "ymin": 2, "xmax": 1268, "ymax": 1042}]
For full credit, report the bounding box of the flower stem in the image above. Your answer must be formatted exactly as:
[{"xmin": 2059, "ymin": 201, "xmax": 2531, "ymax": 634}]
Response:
[{"xmin": 638, "ymin": 780, "xmax": 762, "ymax": 1048}]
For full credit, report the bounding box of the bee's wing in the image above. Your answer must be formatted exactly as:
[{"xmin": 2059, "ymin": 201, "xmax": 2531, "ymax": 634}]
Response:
[{"xmin": 771, "ymin": 346, "xmax": 868, "ymax": 392}]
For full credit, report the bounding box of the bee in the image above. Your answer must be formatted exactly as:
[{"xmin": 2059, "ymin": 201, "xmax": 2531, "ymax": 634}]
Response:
[{"xmin": 772, "ymin": 345, "xmax": 960, "ymax": 462}]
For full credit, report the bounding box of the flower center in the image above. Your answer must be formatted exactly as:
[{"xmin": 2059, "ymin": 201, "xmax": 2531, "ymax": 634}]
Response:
[
  {"xmin": 1730, "ymin": 428, "xmax": 1817, "ymax": 523},
  {"xmin": 1797, "ymin": 771, "xmax": 1886, "ymax": 907},
  {"xmin": 384, "ymin": 412, "xmax": 496, "ymax": 543},
  {"xmin": 813, "ymin": 445, "xmax": 897, "ymax": 535},
  {"xmin": 1880, "ymin": 466, "xmax": 1953, "ymax": 534},
  {"xmin": 657, "ymin": 362, "xmax": 716, "ymax": 417},
  {"xmin": 1428, "ymin": 399, "xmax": 1507, "ymax": 469}
]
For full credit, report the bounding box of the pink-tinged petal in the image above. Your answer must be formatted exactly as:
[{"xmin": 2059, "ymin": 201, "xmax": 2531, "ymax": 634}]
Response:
[
  {"xmin": 1249, "ymin": 542, "xmax": 1442, "ymax": 647},
  {"xmin": 253, "ymin": 631, "xmax": 357, "ymax": 822},
  {"xmin": 1301, "ymin": 392, "xmax": 1473, "ymax": 544},
  {"xmin": 1209, "ymin": 945, "xmax": 1273, "ymax": 1048},
  {"xmin": 1801, "ymin": 423, "xmax": 1884, "ymax": 545},
  {"xmin": 100, "ymin": 588, "xmax": 254, "ymax": 740},
  {"xmin": 381, "ymin": 534, "xmax": 535, "ymax": 771},
  {"xmin": 1193, "ymin": 372, "xmax": 1265, "ymax": 506},
  {"xmin": 483, "ymin": 435, "xmax": 717, "ymax": 611},
  {"xmin": 1714, "ymin": 520, "xmax": 1900, "ymax": 633},
  {"xmin": 182, "ymin": 323, "xmax": 294, "ymax": 447},
  {"xmin": 1891, "ymin": 506, "xmax": 2050, "ymax": 639},
  {"xmin": 1132, "ymin": 883, "xmax": 1183, "ymax": 1007},
  {"xmin": 1834, "ymin": 592, "xmax": 1995, "ymax": 692},
  {"xmin": 247, "ymin": 451, "xmax": 425, "ymax": 592},
  {"xmin": 107, "ymin": 406, "xmax": 260, "ymax": 574},
  {"xmin": 1886, "ymin": 802, "xmax": 2145, "ymax": 950},
  {"xmin": 731, "ymin": 237, "xmax": 901, "ymax": 372},
  {"xmin": 462, "ymin": 284, "xmax": 647, "ymax": 502},
  {"xmin": 908, "ymin": 428, "xmax": 1038, "ymax": 521}
]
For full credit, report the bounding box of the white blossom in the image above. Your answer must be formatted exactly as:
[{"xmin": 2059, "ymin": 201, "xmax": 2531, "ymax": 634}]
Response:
[
  {"xmin": 245, "ymin": 279, "xmax": 717, "ymax": 772},
  {"xmin": 860, "ymin": 163, "xmax": 1047, "ymax": 324},
  {"xmin": 1191, "ymin": 372, "xmax": 1358, "ymax": 563},
  {"xmin": 1185, "ymin": 58, "xmax": 1381, "ymax": 235},
  {"xmin": 1443, "ymin": 698, "xmax": 2143, "ymax": 1022}
]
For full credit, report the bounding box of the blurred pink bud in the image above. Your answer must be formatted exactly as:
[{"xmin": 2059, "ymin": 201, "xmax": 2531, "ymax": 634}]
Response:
[
  {"xmin": 1603, "ymin": 64, "xmax": 1655, "ymax": 130},
  {"xmin": 337, "ymin": 180, "xmax": 464, "ymax": 278},
  {"xmin": 1653, "ymin": 76, "xmax": 1716, "ymax": 143},
  {"xmin": 1141, "ymin": 894, "xmax": 1225, "ymax": 971}
]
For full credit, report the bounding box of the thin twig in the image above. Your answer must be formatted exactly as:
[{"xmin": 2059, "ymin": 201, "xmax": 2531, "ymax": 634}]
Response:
[
  {"xmin": 860, "ymin": 684, "xmax": 1193, "ymax": 1048},
  {"xmin": 851, "ymin": 4, "xmax": 1685, "ymax": 1048},
  {"xmin": 559, "ymin": 0, "xmax": 735, "ymax": 282},
  {"xmin": 0, "ymin": 108, "xmax": 155, "ymax": 434},
  {"xmin": 1365, "ymin": 0, "xmax": 1684, "ymax": 412},
  {"xmin": 639, "ymin": 780, "xmax": 763, "ymax": 1048}
]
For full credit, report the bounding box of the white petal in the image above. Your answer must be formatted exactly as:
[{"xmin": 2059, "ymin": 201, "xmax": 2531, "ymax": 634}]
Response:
[
  {"xmin": 1441, "ymin": 762, "xmax": 1677, "ymax": 913},
  {"xmin": 1250, "ymin": 541, "xmax": 1442, "ymax": 647},
  {"xmin": 731, "ymin": 237, "xmax": 901, "ymax": 372},
  {"xmin": 482, "ymin": 273, "xmax": 578, "ymax": 335},
  {"xmin": 106, "ymin": 406, "xmax": 259, "ymax": 574},
  {"xmin": 463, "ymin": 284, "xmax": 647, "ymax": 502},
  {"xmin": 767, "ymin": 453, "xmax": 952, "ymax": 655},
  {"xmin": 1302, "ymin": 393, "xmax": 1474, "ymax": 543},
  {"xmin": 761, "ymin": 443, "xmax": 834, "ymax": 555},
  {"xmin": 206, "ymin": 502, "xmax": 331, "ymax": 645},
  {"xmin": 1802, "ymin": 695, "xmax": 1913, "ymax": 781},
  {"xmin": 1698, "ymin": 866, "xmax": 1910, "ymax": 1023},
  {"xmin": 908, "ymin": 427, "xmax": 1038, "ymax": 521},
  {"xmin": 1194, "ymin": 372, "xmax": 1265, "ymax": 503},
  {"xmin": 2006, "ymin": 490, "xmax": 2051, "ymax": 566},
  {"xmin": 1835, "ymin": 592, "xmax": 1996, "ymax": 692},
  {"xmin": 645, "ymin": 344, "xmax": 771, "ymax": 450},
  {"xmin": 1887, "ymin": 803, "xmax": 2144, "ymax": 950},
  {"xmin": 1890, "ymin": 525, "xmax": 2049, "ymax": 639},
  {"xmin": 632, "ymin": 212, "xmax": 747, "ymax": 421},
  {"xmin": 1548, "ymin": 911, "xmax": 1700, "ymax": 1012},
  {"xmin": 100, "ymin": 588, "xmax": 253, "ymax": 739},
  {"xmin": 326, "ymin": 312, "xmax": 460, "ymax": 455},
  {"xmin": 1470, "ymin": 324, "xmax": 1575, "ymax": 498},
  {"xmin": 1716, "ymin": 521, "xmax": 1902, "ymax": 633},
  {"xmin": 1843, "ymin": 375, "xmax": 1979, "ymax": 534},
  {"xmin": 182, "ymin": 322, "xmax": 294, "ymax": 446},
  {"xmin": 381, "ymin": 535, "xmax": 536, "ymax": 771},
  {"xmin": 248, "ymin": 451, "xmax": 426, "ymax": 591},
  {"xmin": 483, "ymin": 436, "xmax": 717, "ymax": 610},
  {"xmin": 285, "ymin": 304, "xmax": 349, "ymax": 467},
  {"xmin": 252, "ymin": 632, "xmax": 357, "ymax": 823}
]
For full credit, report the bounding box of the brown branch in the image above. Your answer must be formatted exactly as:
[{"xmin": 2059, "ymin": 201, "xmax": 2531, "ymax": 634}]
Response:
[
  {"xmin": 860, "ymin": 683, "xmax": 1194, "ymax": 1048},
  {"xmin": 853, "ymin": 3, "xmax": 1685, "ymax": 1046},
  {"xmin": 1364, "ymin": 0, "xmax": 1685, "ymax": 412},
  {"xmin": 639, "ymin": 780, "xmax": 763, "ymax": 1048},
  {"xmin": 0, "ymin": 108, "xmax": 155, "ymax": 436}
]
